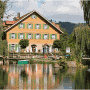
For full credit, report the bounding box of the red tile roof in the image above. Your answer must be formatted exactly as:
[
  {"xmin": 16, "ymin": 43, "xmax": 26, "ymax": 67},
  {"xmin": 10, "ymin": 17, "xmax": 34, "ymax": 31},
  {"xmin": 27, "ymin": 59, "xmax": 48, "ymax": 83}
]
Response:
[{"xmin": 5, "ymin": 21, "xmax": 17, "ymax": 25}]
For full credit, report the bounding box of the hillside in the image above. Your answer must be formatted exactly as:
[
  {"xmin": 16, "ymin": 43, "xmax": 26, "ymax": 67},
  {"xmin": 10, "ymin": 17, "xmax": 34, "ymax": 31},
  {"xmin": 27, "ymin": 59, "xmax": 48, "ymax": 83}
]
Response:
[{"xmin": 57, "ymin": 21, "xmax": 77, "ymax": 34}]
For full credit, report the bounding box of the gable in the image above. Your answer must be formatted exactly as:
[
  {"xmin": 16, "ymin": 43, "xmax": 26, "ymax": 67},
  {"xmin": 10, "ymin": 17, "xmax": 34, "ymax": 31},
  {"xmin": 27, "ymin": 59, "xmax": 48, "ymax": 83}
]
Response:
[{"xmin": 4, "ymin": 11, "xmax": 63, "ymax": 34}]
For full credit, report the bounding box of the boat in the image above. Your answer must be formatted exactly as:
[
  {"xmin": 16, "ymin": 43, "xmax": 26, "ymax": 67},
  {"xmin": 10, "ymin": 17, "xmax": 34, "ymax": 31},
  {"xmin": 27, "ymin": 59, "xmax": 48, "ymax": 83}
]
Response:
[{"xmin": 18, "ymin": 60, "xmax": 29, "ymax": 64}]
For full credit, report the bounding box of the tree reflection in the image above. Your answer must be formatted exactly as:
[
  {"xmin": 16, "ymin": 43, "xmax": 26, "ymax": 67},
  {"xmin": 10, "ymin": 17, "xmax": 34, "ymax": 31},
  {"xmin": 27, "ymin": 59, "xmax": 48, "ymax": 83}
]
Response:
[
  {"xmin": 74, "ymin": 68, "xmax": 90, "ymax": 89},
  {"xmin": 0, "ymin": 68, "xmax": 8, "ymax": 89}
]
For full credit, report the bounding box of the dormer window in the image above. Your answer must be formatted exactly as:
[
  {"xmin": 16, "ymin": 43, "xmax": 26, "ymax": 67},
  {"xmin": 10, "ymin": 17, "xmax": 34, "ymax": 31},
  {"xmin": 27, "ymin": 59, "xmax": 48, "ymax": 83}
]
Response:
[
  {"xmin": 35, "ymin": 24, "xmax": 41, "ymax": 29},
  {"xmin": 31, "ymin": 15, "xmax": 36, "ymax": 19}
]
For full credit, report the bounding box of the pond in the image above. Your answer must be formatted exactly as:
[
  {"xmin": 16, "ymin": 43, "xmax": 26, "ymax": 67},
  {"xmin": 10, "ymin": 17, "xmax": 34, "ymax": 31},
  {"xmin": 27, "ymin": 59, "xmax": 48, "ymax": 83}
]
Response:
[{"xmin": 0, "ymin": 64, "xmax": 90, "ymax": 89}]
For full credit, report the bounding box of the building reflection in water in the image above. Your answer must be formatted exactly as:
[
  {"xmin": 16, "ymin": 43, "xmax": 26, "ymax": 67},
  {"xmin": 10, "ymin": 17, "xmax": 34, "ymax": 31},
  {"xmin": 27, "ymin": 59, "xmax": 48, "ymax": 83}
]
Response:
[
  {"xmin": 1, "ymin": 64, "xmax": 90, "ymax": 89},
  {"xmin": 2, "ymin": 64, "xmax": 61, "ymax": 89}
]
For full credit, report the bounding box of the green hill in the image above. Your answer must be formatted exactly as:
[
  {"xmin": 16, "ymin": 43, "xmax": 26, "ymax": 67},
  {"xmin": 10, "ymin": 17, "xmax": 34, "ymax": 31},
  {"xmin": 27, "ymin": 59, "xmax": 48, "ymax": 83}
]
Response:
[{"xmin": 57, "ymin": 21, "xmax": 77, "ymax": 34}]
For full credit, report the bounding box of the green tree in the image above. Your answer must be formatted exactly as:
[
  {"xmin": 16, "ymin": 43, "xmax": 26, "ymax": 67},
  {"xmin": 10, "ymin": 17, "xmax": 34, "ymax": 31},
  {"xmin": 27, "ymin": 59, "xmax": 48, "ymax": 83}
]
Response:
[
  {"xmin": 19, "ymin": 39, "xmax": 29, "ymax": 49},
  {"xmin": 81, "ymin": 0, "xmax": 90, "ymax": 25},
  {"xmin": 53, "ymin": 40, "xmax": 62, "ymax": 50},
  {"xmin": 0, "ymin": 68, "xmax": 8, "ymax": 89},
  {"xmin": 0, "ymin": 0, "xmax": 7, "ymax": 18},
  {"xmin": 53, "ymin": 24, "xmax": 69, "ymax": 55},
  {"xmin": 0, "ymin": 0, "xmax": 8, "ymax": 56},
  {"xmin": 69, "ymin": 24, "xmax": 90, "ymax": 61}
]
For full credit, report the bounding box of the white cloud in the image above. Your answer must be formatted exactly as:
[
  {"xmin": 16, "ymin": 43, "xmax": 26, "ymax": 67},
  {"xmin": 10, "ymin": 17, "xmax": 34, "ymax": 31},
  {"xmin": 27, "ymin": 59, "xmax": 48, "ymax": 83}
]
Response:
[{"xmin": 4, "ymin": 0, "xmax": 84, "ymax": 23}]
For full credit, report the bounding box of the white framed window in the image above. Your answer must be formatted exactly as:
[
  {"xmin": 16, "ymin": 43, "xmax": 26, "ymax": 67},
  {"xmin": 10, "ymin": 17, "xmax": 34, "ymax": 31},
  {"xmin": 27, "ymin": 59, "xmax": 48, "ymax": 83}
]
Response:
[
  {"xmin": 36, "ymin": 24, "xmax": 40, "ymax": 29},
  {"xmin": 19, "ymin": 23, "xmax": 24, "ymax": 28},
  {"xmin": 11, "ymin": 33, "xmax": 15, "ymax": 39},
  {"xmin": 28, "ymin": 34, "xmax": 32, "ymax": 39},
  {"xmin": 32, "ymin": 15, "xmax": 36, "ymax": 19},
  {"xmin": 28, "ymin": 24, "xmax": 32, "ymax": 29},
  {"xmin": 36, "ymin": 34, "xmax": 40, "ymax": 39},
  {"xmin": 44, "ymin": 34, "xmax": 48, "ymax": 39},
  {"xmin": 44, "ymin": 24, "xmax": 48, "ymax": 29},
  {"xmin": 52, "ymin": 34, "xmax": 56, "ymax": 39},
  {"xmin": 20, "ymin": 33, "xmax": 24, "ymax": 39},
  {"xmin": 11, "ymin": 44, "xmax": 15, "ymax": 51}
]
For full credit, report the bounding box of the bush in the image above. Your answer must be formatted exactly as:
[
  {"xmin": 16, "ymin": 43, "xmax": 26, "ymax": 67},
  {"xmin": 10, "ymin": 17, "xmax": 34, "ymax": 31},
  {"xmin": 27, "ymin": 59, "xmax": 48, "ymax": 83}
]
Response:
[
  {"xmin": 19, "ymin": 39, "xmax": 29, "ymax": 49},
  {"xmin": 53, "ymin": 40, "xmax": 62, "ymax": 49}
]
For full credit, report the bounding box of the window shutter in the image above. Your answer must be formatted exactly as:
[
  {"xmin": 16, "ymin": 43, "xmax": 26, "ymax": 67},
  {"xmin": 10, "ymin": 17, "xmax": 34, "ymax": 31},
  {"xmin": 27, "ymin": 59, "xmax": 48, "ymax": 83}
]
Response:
[
  {"xmin": 15, "ymin": 44, "xmax": 17, "ymax": 51},
  {"xmin": 48, "ymin": 34, "xmax": 49, "ymax": 39},
  {"xmin": 26, "ymin": 33, "xmax": 28, "ymax": 39},
  {"xmin": 35, "ymin": 34, "xmax": 36, "ymax": 39},
  {"xmin": 9, "ymin": 33, "xmax": 11, "ymax": 39},
  {"xmin": 50, "ymin": 34, "xmax": 52, "ymax": 39},
  {"xmin": 55, "ymin": 34, "xmax": 57, "ymax": 39},
  {"xmin": 48, "ymin": 25, "xmax": 49, "ymax": 29},
  {"xmin": 32, "ymin": 24, "xmax": 33, "ymax": 29},
  {"xmin": 35, "ymin": 24, "xmax": 36, "ymax": 29},
  {"xmin": 15, "ymin": 33, "xmax": 17, "ymax": 39},
  {"xmin": 23, "ymin": 33, "xmax": 25, "ymax": 39},
  {"xmin": 23, "ymin": 23, "xmax": 25, "ymax": 29},
  {"xmin": 27, "ymin": 24, "xmax": 28, "ymax": 29},
  {"xmin": 18, "ymin": 33, "xmax": 20, "ymax": 39},
  {"xmin": 43, "ymin": 34, "xmax": 44, "ymax": 39},
  {"xmin": 40, "ymin": 34, "xmax": 41, "ymax": 39},
  {"xmin": 9, "ymin": 44, "xmax": 11, "ymax": 51},
  {"xmin": 43, "ymin": 24, "xmax": 44, "ymax": 29},
  {"xmin": 32, "ymin": 34, "xmax": 33, "ymax": 39},
  {"xmin": 40, "ymin": 24, "xmax": 41, "ymax": 29}
]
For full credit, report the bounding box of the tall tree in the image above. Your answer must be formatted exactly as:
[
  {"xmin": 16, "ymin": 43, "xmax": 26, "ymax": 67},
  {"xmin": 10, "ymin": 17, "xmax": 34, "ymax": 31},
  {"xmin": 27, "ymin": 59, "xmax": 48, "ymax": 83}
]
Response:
[
  {"xmin": 0, "ymin": 0, "xmax": 8, "ymax": 56},
  {"xmin": 81, "ymin": 0, "xmax": 90, "ymax": 25},
  {"xmin": 0, "ymin": 0, "xmax": 7, "ymax": 19},
  {"xmin": 69, "ymin": 24, "xmax": 90, "ymax": 61}
]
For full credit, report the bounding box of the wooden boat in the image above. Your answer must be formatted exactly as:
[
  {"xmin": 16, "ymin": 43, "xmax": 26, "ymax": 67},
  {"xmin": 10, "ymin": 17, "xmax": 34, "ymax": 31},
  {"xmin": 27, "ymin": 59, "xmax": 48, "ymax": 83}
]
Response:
[{"xmin": 18, "ymin": 60, "xmax": 29, "ymax": 64}]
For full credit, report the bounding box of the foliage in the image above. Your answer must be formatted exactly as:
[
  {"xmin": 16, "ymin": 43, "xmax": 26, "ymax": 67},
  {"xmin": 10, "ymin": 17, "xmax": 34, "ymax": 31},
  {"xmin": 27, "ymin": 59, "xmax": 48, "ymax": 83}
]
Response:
[
  {"xmin": 0, "ymin": 0, "xmax": 8, "ymax": 56},
  {"xmin": 0, "ymin": 0, "xmax": 7, "ymax": 19},
  {"xmin": 21, "ymin": 70, "xmax": 28, "ymax": 78},
  {"xmin": 53, "ymin": 25, "xmax": 70, "ymax": 55},
  {"xmin": 19, "ymin": 39, "xmax": 29, "ymax": 49},
  {"xmin": 60, "ymin": 29, "xmax": 69, "ymax": 50},
  {"xmin": 0, "ymin": 32, "xmax": 8, "ymax": 56},
  {"xmin": 53, "ymin": 40, "xmax": 62, "ymax": 49},
  {"xmin": 81, "ymin": 0, "xmax": 90, "ymax": 25},
  {"xmin": 69, "ymin": 24, "xmax": 90, "ymax": 61},
  {"xmin": 57, "ymin": 21, "xmax": 77, "ymax": 34},
  {"xmin": 0, "ymin": 68, "xmax": 8, "ymax": 89}
]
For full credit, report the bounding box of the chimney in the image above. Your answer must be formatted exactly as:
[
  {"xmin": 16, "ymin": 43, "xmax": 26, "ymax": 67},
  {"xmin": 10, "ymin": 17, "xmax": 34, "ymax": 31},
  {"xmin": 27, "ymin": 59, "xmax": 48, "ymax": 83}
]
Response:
[
  {"xmin": 13, "ymin": 17, "xmax": 17, "ymax": 21},
  {"xmin": 17, "ymin": 12, "xmax": 20, "ymax": 18}
]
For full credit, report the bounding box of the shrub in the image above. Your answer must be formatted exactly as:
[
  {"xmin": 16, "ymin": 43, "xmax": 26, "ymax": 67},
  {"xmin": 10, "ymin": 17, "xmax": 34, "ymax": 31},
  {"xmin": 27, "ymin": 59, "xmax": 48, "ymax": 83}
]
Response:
[{"xmin": 19, "ymin": 39, "xmax": 29, "ymax": 49}]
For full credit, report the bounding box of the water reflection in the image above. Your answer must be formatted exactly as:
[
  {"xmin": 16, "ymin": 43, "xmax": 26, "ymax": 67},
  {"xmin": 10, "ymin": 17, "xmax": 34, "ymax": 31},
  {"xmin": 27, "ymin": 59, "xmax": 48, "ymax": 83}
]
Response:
[
  {"xmin": 0, "ymin": 64, "xmax": 90, "ymax": 89},
  {"xmin": 0, "ymin": 67, "xmax": 8, "ymax": 89},
  {"xmin": 1, "ymin": 64, "xmax": 60, "ymax": 89}
]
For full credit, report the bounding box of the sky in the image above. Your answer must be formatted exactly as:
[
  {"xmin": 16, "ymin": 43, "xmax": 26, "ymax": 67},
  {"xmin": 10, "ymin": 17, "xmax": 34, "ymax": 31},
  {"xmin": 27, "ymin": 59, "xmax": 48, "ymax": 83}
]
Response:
[{"xmin": 4, "ymin": 0, "xmax": 85, "ymax": 23}]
